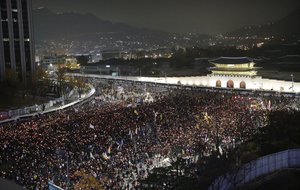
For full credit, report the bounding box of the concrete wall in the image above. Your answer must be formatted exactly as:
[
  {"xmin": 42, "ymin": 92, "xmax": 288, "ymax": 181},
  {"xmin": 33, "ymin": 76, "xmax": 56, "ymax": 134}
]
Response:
[
  {"xmin": 136, "ymin": 75, "xmax": 299, "ymax": 93},
  {"xmin": 70, "ymin": 73, "xmax": 300, "ymax": 93}
]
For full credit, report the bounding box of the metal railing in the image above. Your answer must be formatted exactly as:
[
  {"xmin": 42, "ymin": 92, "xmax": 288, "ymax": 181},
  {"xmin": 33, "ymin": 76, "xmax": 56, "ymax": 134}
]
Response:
[
  {"xmin": 209, "ymin": 149, "xmax": 300, "ymax": 190},
  {"xmin": 0, "ymin": 84, "xmax": 95, "ymax": 124}
]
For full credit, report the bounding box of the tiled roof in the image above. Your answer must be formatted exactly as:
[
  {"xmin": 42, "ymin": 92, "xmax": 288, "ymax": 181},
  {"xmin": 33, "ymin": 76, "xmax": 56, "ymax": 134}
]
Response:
[{"xmin": 210, "ymin": 57, "xmax": 253, "ymax": 64}]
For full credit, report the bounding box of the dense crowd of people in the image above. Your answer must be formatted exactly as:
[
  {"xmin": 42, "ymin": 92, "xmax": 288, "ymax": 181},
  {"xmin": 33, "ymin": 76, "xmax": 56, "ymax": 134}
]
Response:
[{"xmin": 0, "ymin": 79, "xmax": 299, "ymax": 189}]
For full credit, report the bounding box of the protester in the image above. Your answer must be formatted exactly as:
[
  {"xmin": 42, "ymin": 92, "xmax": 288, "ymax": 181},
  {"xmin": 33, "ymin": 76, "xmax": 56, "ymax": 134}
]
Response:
[{"xmin": 0, "ymin": 79, "xmax": 299, "ymax": 189}]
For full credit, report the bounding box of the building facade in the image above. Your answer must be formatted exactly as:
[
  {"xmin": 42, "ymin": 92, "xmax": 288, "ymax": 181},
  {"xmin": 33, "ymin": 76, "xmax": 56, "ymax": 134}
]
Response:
[
  {"xmin": 208, "ymin": 57, "xmax": 260, "ymax": 88},
  {"xmin": 0, "ymin": 0, "xmax": 35, "ymax": 82},
  {"xmin": 123, "ymin": 57, "xmax": 299, "ymax": 93},
  {"xmin": 209, "ymin": 57, "xmax": 258, "ymax": 77}
]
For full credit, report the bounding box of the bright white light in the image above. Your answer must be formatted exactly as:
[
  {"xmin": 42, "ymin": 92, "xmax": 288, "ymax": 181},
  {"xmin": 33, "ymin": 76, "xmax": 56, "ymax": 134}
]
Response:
[
  {"xmin": 106, "ymin": 65, "xmax": 110, "ymax": 68},
  {"xmin": 257, "ymin": 42, "xmax": 264, "ymax": 47}
]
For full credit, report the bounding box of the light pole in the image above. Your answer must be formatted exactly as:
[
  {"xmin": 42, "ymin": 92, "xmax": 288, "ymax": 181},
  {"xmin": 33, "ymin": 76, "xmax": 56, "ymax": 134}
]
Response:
[
  {"xmin": 291, "ymin": 74, "xmax": 294, "ymax": 91},
  {"xmin": 164, "ymin": 72, "xmax": 167, "ymax": 83},
  {"xmin": 139, "ymin": 68, "xmax": 142, "ymax": 77}
]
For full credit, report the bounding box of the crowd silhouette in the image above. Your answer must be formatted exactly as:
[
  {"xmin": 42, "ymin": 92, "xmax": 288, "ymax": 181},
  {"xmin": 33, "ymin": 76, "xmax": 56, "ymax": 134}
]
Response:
[{"xmin": 0, "ymin": 79, "xmax": 299, "ymax": 189}]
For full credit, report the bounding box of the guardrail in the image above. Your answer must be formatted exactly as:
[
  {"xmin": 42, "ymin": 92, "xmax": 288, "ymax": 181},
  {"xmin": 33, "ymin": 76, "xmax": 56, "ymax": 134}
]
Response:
[
  {"xmin": 0, "ymin": 84, "xmax": 95, "ymax": 124},
  {"xmin": 209, "ymin": 149, "xmax": 300, "ymax": 190}
]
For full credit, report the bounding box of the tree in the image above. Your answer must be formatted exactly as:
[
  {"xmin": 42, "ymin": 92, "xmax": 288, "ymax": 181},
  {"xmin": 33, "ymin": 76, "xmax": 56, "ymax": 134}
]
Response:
[
  {"xmin": 31, "ymin": 66, "xmax": 51, "ymax": 97},
  {"xmin": 4, "ymin": 68, "xmax": 19, "ymax": 88},
  {"xmin": 171, "ymin": 48, "xmax": 193, "ymax": 69},
  {"xmin": 1, "ymin": 68, "xmax": 19, "ymax": 96},
  {"xmin": 56, "ymin": 64, "xmax": 67, "ymax": 96},
  {"xmin": 73, "ymin": 169, "xmax": 105, "ymax": 190},
  {"xmin": 70, "ymin": 76, "xmax": 87, "ymax": 98}
]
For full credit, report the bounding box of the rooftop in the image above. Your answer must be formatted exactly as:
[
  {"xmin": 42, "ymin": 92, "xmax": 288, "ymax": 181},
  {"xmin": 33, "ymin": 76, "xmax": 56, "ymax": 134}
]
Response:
[
  {"xmin": 210, "ymin": 57, "xmax": 254, "ymax": 64},
  {"xmin": 209, "ymin": 67, "xmax": 259, "ymax": 72}
]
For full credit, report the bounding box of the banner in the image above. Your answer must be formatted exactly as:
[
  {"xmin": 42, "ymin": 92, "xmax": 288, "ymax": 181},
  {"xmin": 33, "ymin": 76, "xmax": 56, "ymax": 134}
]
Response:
[{"xmin": 48, "ymin": 181, "xmax": 64, "ymax": 190}]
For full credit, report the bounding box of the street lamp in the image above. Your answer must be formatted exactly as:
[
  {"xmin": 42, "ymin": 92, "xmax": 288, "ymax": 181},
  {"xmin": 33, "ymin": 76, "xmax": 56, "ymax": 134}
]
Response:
[
  {"xmin": 139, "ymin": 68, "xmax": 142, "ymax": 77},
  {"xmin": 291, "ymin": 74, "xmax": 294, "ymax": 91}
]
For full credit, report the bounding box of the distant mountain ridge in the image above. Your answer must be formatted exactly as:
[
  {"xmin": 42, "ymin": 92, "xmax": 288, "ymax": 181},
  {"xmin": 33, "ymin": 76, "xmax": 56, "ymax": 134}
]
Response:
[
  {"xmin": 33, "ymin": 8, "xmax": 171, "ymax": 41},
  {"xmin": 226, "ymin": 6, "xmax": 300, "ymax": 38}
]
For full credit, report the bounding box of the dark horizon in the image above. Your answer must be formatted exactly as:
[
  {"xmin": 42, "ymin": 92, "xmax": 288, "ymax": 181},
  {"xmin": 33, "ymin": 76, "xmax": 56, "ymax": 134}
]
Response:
[{"xmin": 32, "ymin": 0, "xmax": 300, "ymax": 35}]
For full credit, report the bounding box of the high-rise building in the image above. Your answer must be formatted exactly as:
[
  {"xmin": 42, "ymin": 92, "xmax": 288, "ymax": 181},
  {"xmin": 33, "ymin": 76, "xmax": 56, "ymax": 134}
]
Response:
[{"xmin": 0, "ymin": 0, "xmax": 35, "ymax": 82}]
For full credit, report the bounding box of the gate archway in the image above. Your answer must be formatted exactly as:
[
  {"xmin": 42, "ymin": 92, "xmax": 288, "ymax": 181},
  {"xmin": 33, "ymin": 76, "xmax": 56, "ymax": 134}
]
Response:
[
  {"xmin": 240, "ymin": 81, "xmax": 246, "ymax": 89},
  {"xmin": 216, "ymin": 80, "xmax": 221, "ymax": 87},
  {"xmin": 227, "ymin": 80, "xmax": 234, "ymax": 88}
]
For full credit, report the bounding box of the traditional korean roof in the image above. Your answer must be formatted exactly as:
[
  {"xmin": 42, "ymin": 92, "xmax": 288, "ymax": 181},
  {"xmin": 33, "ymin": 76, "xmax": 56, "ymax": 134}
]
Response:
[
  {"xmin": 208, "ymin": 67, "xmax": 258, "ymax": 72},
  {"xmin": 209, "ymin": 57, "xmax": 253, "ymax": 64}
]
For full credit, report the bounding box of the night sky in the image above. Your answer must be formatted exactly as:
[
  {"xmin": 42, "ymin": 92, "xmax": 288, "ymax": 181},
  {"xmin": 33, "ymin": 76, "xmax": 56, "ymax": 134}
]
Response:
[{"xmin": 32, "ymin": 0, "xmax": 300, "ymax": 34}]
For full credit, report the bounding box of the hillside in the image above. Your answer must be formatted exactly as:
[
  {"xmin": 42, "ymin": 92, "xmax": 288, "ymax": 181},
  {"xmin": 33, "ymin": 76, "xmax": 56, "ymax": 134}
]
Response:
[
  {"xmin": 226, "ymin": 6, "xmax": 300, "ymax": 38},
  {"xmin": 33, "ymin": 8, "xmax": 171, "ymax": 41}
]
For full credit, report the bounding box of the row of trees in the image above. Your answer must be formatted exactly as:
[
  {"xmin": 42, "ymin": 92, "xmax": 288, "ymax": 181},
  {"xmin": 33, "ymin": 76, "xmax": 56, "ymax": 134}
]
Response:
[{"xmin": 0, "ymin": 64, "xmax": 87, "ymax": 100}]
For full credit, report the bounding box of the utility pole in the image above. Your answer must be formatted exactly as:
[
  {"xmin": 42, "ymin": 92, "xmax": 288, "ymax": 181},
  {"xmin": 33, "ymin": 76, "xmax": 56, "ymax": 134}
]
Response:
[
  {"xmin": 139, "ymin": 68, "xmax": 142, "ymax": 77},
  {"xmin": 291, "ymin": 74, "xmax": 294, "ymax": 91}
]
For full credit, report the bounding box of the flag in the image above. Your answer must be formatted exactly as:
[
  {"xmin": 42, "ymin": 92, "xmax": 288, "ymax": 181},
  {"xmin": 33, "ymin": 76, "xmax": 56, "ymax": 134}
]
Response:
[
  {"xmin": 203, "ymin": 112, "xmax": 211, "ymax": 124},
  {"xmin": 134, "ymin": 109, "xmax": 139, "ymax": 115},
  {"xmin": 90, "ymin": 152, "xmax": 95, "ymax": 159},
  {"xmin": 117, "ymin": 139, "xmax": 124, "ymax": 150},
  {"xmin": 91, "ymin": 170, "xmax": 97, "ymax": 178},
  {"xmin": 89, "ymin": 124, "xmax": 95, "ymax": 129},
  {"xmin": 102, "ymin": 152, "xmax": 110, "ymax": 160},
  {"xmin": 154, "ymin": 111, "xmax": 158, "ymax": 122},
  {"xmin": 129, "ymin": 129, "xmax": 133, "ymax": 139},
  {"xmin": 195, "ymin": 115, "xmax": 200, "ymax": 120},
  {"xmin": 107, "ymin": 145, "xmax": 112, "ymax": 154}
]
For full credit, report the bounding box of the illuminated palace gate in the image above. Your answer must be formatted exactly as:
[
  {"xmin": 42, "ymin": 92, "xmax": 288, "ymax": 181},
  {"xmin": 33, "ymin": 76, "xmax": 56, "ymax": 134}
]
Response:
[{"xmin": 209, "ymin": 57, "xmax": 258, "ymax": 89}]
